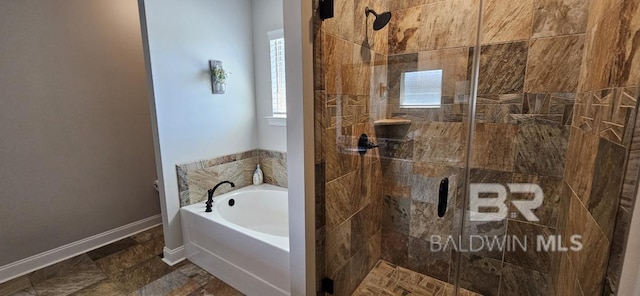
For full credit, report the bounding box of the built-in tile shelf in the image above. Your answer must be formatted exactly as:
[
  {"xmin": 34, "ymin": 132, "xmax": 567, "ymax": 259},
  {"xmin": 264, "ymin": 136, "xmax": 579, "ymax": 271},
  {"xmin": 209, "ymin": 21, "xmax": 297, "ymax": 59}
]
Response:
[
  {"xmin": 374, "ymin": 119, "xmax": 412, "ymax": 142},
  {"xmin": 373, "ymin": 119, "xmax": 412, "ymax": 126}
]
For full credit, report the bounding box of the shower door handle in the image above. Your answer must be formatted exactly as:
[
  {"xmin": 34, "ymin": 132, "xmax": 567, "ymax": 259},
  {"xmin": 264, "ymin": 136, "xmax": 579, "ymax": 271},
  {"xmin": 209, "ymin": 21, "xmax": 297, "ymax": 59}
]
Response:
[{"xmin": 438, "ymin": 178, "xmax": 449, "ymax": 218}]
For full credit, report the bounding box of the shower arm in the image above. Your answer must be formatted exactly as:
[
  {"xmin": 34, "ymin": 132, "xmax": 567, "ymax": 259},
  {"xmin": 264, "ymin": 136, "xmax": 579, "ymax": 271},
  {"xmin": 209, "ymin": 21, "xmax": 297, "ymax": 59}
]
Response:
[{"xmin": 365, "ymin": 8, "xmax": 378, "ymax": 18}]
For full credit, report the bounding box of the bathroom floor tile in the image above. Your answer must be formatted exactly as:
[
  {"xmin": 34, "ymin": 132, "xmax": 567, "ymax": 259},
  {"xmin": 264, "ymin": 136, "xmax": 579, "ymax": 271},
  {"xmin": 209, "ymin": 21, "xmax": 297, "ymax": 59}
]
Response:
[
  {"xmin": 128, "ymin": 270, "xmax": 199, "ymax": 296},
  {"xmin": 188, "ymin": 277, "xmax": 244, "ymax": 296},
  {"xmin": 68, "ymin": 279, "xmax": 127, "ymax": 296},
  {"xmin": 30, "ymin": 254, "xmax": 107, "ymax": 296},
  {"xmin": 110, "ymin": 256, "xmax": 174, "ymax": 294},
  {"xmin": 94, "ymin": 240, "xmax": 160, "ymax": 277},
  {"xmin": 175, "ymin": 262, "xmax": 216, "ymax": 286},
  {"xmin": 0, "ymin": 226, "xmax": 243, "ymax": 296},
  {"xmin": 6, "ymin": 286, "xmax": 37, "ymax": 296},
  {"xmin": 0, "ymin": 275, "xmax": 32, "ymax": 295},
  {"xmin": 86, "ymin": 237, "xmax": 139, "ymax": 261}
]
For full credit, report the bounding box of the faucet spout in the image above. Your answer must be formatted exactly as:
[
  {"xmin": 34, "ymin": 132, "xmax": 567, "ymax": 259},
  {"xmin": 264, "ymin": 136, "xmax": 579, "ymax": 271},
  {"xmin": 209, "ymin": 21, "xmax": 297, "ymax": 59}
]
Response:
[{"xmin": 205, "ymin": 181, "xmax": 235, "ymax": 212}]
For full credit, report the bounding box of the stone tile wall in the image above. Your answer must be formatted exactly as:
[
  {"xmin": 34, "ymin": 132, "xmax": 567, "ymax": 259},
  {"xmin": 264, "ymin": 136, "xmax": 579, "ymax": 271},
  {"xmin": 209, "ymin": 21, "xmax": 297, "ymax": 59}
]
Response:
[
  {"xmin": 258, "ymin": 150, "xmax": 288, "ymax": 188},
  {"xmin": 380, "ymin": 0, "xmax": 585, "ymax": 295},
  {"xmin": 176, "ymin": 149, "xmax": 287, "ymax": 207},
  {"xmin": 604, "ymin": 99, "xmax": 640, "ymax": 294},
  {"xmin": 313, "ymin": 0, "xmax": 640, "ymax": 296},
  {"xmin": 379, "ymin": 3, "xmax": 477, "ymax": 288},
  {"xmin": 313, "ymin": 0, "xmax": 388, "ymax": 294},
  {"xmin": 556, "ymin": 0, "xmax": 640, "ymax": 295}
]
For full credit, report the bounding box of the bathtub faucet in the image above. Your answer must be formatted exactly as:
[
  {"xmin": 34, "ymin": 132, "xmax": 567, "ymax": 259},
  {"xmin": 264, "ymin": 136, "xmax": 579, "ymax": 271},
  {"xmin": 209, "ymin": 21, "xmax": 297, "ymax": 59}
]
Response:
[{"xmin": 205, "ymin": 181, "xmax": 235, "ymax": 212}]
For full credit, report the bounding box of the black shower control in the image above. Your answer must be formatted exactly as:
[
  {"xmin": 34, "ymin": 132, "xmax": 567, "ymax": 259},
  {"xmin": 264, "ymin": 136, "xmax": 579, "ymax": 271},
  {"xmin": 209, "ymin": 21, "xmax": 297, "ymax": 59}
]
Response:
[
  {"xmin": 322, "ymin": 277, "xmax": 334, "ymax": 294},
  {"xmin": 357, "ymin": 134, "xmax": 379, "ymax": 155},
  {"xmin": 319, "ymin": 0, "xmax": 334, "ymax": 20},
  {"xmin": 438, "ymin": 178, "xmax": 449, "ymax": 218}
]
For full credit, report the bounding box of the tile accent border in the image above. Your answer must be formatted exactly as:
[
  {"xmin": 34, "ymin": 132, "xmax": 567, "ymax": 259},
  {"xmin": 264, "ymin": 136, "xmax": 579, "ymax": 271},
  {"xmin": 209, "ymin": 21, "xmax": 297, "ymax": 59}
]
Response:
[{"xmin": 559, "ymin": 86, "xmax": 640, "ymax": 295}]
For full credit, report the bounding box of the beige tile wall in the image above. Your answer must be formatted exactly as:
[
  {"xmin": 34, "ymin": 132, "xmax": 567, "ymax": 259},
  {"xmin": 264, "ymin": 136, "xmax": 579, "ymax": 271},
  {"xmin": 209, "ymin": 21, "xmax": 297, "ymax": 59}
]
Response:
[
  {"xmin": 557, "ymin": 0, "xmax": 640, "ymax": 294},
  {"xmin": 381, "ymin": 0, "xmax": 583, "ymax": 294},
  {"xmin": 314, "ymin": 0, "xmax": 388, "ymax": 294},
  {"xmin": 176, "ymin": 149, "xmax": 287, "ymax": 207}
]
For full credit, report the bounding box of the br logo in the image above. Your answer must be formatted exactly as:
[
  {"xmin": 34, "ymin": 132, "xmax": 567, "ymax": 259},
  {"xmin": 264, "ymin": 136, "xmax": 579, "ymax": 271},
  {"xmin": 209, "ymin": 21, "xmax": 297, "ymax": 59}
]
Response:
[{"xmin": 469, "ymin": 184, "xmax": 543, "ymax": 222}]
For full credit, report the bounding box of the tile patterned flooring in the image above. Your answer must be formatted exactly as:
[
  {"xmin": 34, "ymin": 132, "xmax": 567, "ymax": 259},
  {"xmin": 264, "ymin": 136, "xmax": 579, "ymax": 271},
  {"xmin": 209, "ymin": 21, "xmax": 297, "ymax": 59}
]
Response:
[
  {"xmin": 1, "ymin": 226, "xmax": 479, "ymax": 296},
  {"xmin": 353, "ymin": 261, "xmax": 482, "ymax": 296},
  {"xmin": 0, "ymin": 226, "xmax": 243, "ymax": 296}
]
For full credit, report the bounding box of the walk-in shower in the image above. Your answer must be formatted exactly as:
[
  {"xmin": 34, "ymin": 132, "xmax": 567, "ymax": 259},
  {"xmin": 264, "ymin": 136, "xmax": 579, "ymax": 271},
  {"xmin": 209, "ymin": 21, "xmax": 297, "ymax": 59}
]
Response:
[{"xmin": 314, "ymin": 0, "xmax": 640, "ymax": 295}]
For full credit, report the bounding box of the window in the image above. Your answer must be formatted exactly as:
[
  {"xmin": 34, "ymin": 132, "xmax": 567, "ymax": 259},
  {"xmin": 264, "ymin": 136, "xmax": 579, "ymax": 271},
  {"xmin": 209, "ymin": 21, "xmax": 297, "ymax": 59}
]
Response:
[
  {"xmin": 399, "ymin": 70, "xmax": 443, "ymax": 108},
  {"xmin": 269, "ymin": 29, "xmax": 286, "ymax": 121}
]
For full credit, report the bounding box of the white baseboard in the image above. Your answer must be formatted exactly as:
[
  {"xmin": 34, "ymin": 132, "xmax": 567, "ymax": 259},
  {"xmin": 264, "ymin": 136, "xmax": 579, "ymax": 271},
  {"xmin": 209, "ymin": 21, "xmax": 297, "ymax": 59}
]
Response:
[
  {"xmin": 162, "ymin": 246, "xmax": 185, "ymax": 266},
  {"xmin": 0, "ymin": 215, "xmax": 162, "ymax": 284}
]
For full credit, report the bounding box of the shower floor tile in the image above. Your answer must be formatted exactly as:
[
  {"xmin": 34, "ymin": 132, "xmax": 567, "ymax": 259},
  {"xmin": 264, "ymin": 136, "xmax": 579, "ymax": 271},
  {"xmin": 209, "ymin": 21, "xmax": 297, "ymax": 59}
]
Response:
[{"xmin": 353, "ymin": 260, "xmax": 482, "ymax": 296}]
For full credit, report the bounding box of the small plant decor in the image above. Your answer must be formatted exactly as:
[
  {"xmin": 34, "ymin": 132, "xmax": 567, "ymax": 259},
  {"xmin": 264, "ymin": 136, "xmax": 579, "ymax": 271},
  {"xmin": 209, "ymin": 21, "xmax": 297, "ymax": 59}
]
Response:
[
  {"xmin": 211, "ymin": 67, "xmax": 229, "ymax": 84},
  {"xmin": 209, "ymin": 60, "xmax": 229, "ymax": 94}
]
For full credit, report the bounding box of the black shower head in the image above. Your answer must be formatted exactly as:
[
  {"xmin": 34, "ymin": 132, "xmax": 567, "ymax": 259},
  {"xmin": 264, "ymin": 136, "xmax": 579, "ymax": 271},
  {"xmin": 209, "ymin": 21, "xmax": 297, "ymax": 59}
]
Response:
[{"xmin": 365, "ymin": 7, "xmax": 391, "ymax": 31}]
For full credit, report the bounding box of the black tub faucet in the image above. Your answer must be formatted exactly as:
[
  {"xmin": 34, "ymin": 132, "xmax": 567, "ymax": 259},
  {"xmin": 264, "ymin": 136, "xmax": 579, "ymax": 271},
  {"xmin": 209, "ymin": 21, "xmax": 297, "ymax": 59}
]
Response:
[{"xmin": 205, "ymin": 181, "xmax": 235, "ymax": 212}]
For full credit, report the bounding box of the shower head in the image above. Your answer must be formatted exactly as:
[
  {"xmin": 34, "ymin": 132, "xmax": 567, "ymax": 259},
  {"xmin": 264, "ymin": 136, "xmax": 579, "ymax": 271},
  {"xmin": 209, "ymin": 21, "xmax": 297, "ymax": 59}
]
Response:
[{"xmin": 365, "ymin": 7, "xmax": 391, "ymax": 31}]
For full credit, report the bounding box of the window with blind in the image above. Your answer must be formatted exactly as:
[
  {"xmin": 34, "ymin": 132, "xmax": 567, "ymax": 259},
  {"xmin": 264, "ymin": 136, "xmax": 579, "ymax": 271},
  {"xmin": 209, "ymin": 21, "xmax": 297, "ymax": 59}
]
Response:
[
  {"xmin": 399, "ymin": 70, "xmax": 443, "ymax": 108},
  {"xmin": 269, "ymin": 29, "xmax": 286, "ymax": 117}
]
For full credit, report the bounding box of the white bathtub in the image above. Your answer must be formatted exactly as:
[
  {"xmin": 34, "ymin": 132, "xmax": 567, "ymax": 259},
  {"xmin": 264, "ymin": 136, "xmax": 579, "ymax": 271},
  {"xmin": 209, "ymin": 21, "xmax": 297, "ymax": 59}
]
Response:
[{"xmin": 180, "ymin": 184, "xmax": 290, "ymax": 296}]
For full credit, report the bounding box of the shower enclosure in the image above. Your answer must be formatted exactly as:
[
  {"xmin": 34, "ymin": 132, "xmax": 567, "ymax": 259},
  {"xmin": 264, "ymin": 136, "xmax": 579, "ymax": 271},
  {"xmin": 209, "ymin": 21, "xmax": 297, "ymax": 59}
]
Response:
[{"xmin": 314, "ymin": 0, "xmax": 640, "ymax": 295}]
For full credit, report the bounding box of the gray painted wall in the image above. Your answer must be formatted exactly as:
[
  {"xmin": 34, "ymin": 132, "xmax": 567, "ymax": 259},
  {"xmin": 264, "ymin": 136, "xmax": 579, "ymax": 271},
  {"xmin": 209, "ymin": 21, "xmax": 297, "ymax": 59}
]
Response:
[{"xmin": 0, "ymin": 0, "xmax": 159, "ymax": 266}]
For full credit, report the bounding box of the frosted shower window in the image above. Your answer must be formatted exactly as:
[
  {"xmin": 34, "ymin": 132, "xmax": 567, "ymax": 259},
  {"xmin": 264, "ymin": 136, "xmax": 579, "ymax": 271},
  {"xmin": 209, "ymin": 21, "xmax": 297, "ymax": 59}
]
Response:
[
  {"xmin": 400, "ymin": 70, "xmax": 443, "ymax": 108},
  {"xmin": 269, "ymin": 29, "xmax": 286, "ymax": 117}
]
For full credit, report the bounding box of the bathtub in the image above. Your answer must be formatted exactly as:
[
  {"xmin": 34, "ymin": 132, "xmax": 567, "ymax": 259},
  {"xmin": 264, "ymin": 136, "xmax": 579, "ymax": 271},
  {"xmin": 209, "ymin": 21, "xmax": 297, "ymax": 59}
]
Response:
[{"xmin": 180, "ymin": 184, "xmax": 290, "ymax": 296}]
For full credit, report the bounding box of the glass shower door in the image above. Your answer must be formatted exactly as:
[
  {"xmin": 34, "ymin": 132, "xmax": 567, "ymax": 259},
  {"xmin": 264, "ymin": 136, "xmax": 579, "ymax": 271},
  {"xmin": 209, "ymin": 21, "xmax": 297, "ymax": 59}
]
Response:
[
  {"xmin": 376, "ymin": 1, "xmax": 483, "ymax": 295},
  {"xmin": 456, "ymin": 0, "xmax": 588, "ymax": 295},
  {"xmin": 312, "ymin": 0, "xmax": 482, "ymax": 295}
]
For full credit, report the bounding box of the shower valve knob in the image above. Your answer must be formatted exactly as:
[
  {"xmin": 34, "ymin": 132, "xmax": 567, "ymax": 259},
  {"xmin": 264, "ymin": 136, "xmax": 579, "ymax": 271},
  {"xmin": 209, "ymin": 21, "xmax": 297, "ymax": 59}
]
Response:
[{"xmin": 358, "ymin": 134, "xmax": 379, "ymax": 155}]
